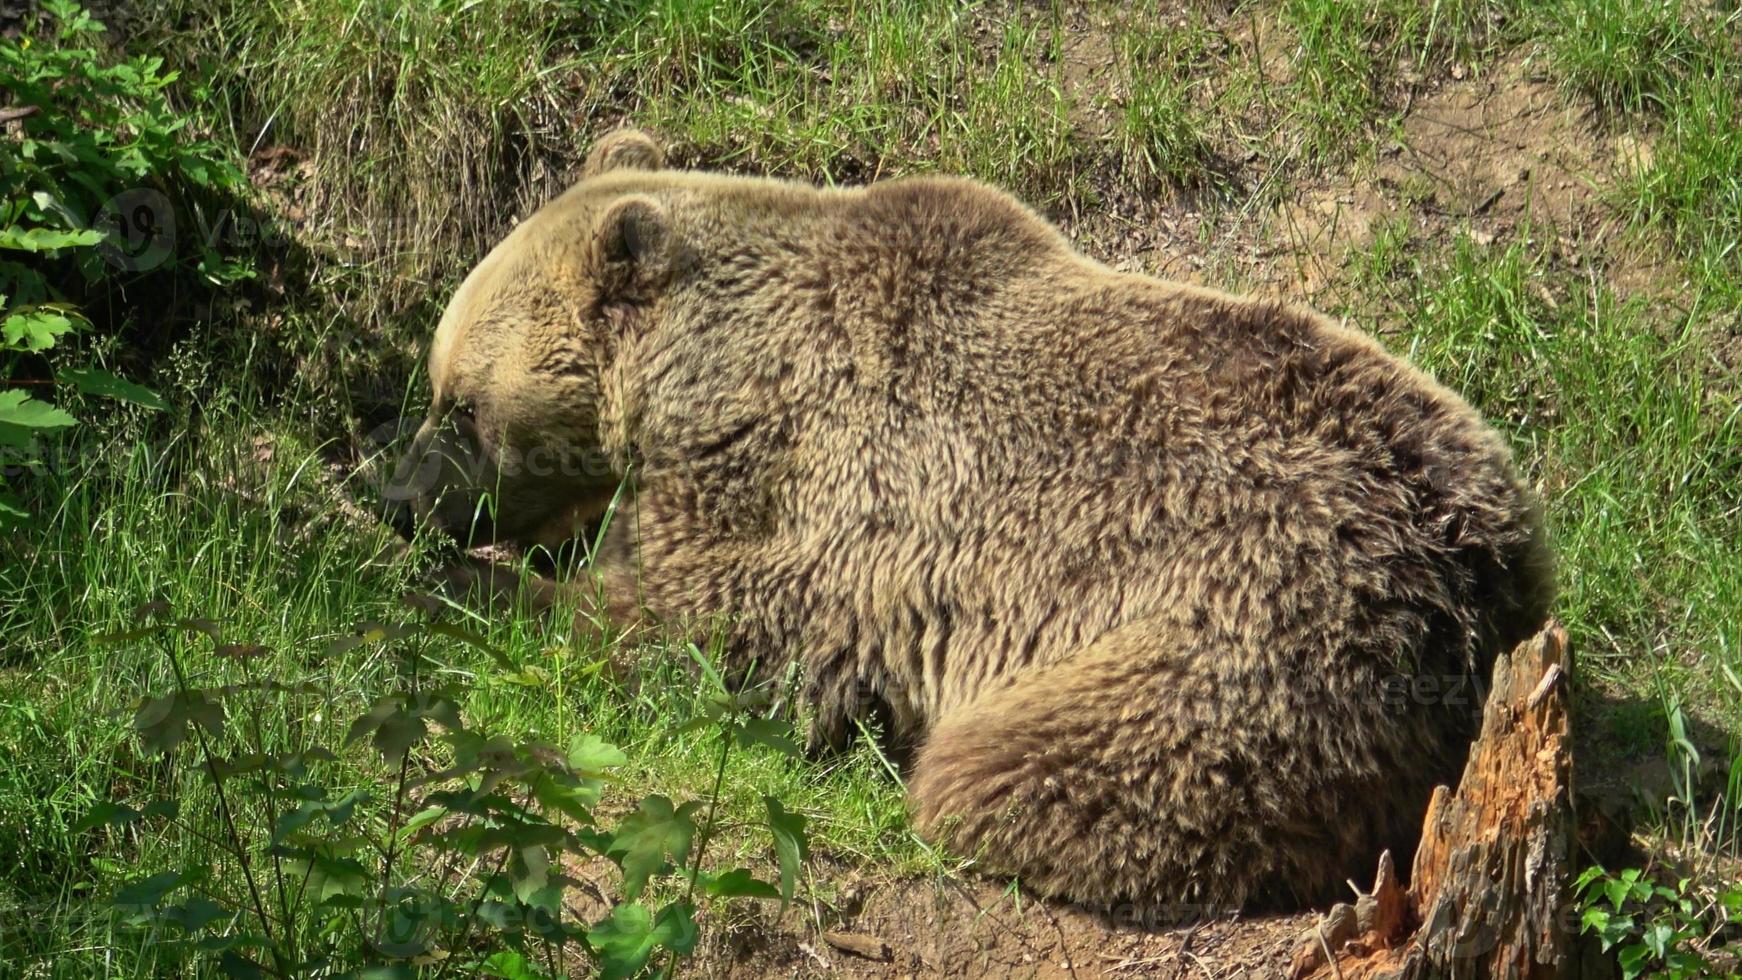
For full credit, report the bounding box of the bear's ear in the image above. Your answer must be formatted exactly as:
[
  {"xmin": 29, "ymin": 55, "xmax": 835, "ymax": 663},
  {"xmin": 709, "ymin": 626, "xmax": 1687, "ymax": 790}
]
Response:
[
  {"xmin": 591, "ymin": 194, "xmax": 674, "ymax": 299},
  {"xmin": 583, "ymin": 130, "xmax": 665, "ymax": 178}
]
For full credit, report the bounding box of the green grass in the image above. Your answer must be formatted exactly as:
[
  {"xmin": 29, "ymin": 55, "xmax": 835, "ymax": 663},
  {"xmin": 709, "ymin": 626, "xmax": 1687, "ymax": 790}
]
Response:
[
  {"xmin": 1342, "ymin": 227, "xmax": 1741, "ymax": 726},
  {"xmin": 1549, "ymin": 0, "xmax": 1709, "ymax": 116},
  {"xmin": 0, "ymin": 413, "xmax": 925, "ymax": 973},
  {"xmin": 1627, "ymin": 55, "xmax": 1742, "ymax": 287},
  {"xmin": 1110, "ymin": 13, "xmax": 1222, "ymax": 190},
  {"xmin": 1274, "ymin": 0, "xmax": 1529, "ymax": 164}
]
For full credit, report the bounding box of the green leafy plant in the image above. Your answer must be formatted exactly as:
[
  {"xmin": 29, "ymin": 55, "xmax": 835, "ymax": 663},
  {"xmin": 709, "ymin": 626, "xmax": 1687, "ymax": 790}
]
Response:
[
  {"xmin": 79, "ymin": 597, "xmax": 808, "ymax": 978},
  {"xmin": 1576, "ymin": 865, "xmax": 1742, "ymax": 979},
  {"xmin": 1, "ymin": 0, "xmax": 250, "ymax": 524}
]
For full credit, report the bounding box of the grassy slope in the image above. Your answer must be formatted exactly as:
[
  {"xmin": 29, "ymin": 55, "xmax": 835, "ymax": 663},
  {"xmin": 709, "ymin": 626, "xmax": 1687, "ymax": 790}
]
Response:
[{"xmin": 1, "ymin": 0, "xmax": 1738, "ymax": 973}]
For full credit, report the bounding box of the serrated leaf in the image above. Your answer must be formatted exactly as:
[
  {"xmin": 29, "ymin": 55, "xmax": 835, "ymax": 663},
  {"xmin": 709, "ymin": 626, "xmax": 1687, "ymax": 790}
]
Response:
[
  {"xmin": 112, "ymin": 870, "xmax": 191, "ymax": 910},
  {"xmin": 0, "ymin": 225, "xmax": 104, "ymax": 252},
  {"xmin": 133, "ymin": 689, "xmax": 224, "ymax": 755},
  {"xmin": 73, "ymin": 800, "xmax": 140, "ymax": 832},
  {"xmin": 764, "ymin": 796, "xmax": 809, "ymax": 909},
  {"xmin": 588, "ymin": 904, "xmax": 657, "ymax": 980},
  {"xmin": 652, "ymin": 901, "xmax": 698, "ymax": 955},
  {"xmin": 735, "ymin": 716, "xmax": 801, "ymax": 758},
  {"xmin": 161, "ymin": 896, "xmax": 227, "ymax": 932},
  {"xmin": 703, "ymin": 868, "xmax": 782, "ymax": 900},
  {"xmin": 216, "ymin": 950, "xmax": 266, "ymax": 980},
  {"xmin": 567, "ymin": 733, "xmax": 627, "ymax": 773},
  {"xmin": 58, "ymin": 366, "xmax": 170, "ymax": 410},
  {"xmin": 1605, "ymin": 876, "xmax": 1632, "ymax": 911},
  {"xmin": 607, "ymin": 795, "xmax": 697, "ymax": 901},
  {"xmin": 2, "ymin": 309, "xmax": 74, "ymax": 351},
  {"xmin": 0, "ymin": 390, "xmax": 75, "ymax": 448}
]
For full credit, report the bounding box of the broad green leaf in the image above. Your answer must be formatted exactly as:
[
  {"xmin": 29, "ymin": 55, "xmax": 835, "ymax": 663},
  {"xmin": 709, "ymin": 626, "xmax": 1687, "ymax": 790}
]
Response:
[
  {"xmin": 397, "ymin": 805, "xmax": 447, "ymax": 840},
  {"xmin": 95, "ymin": 623, "xmax": 170, "ymax": 645},
  {"xmin": 347, "ymin": 695, "xmax": 435, "ymax": 758},
  {"xmin": 479, "ymin": 951, "xmax": 550, "ymax": 980},
  {"xmin": 735, "ymin": 716, "xmax": 801, "ymax": 758},
  {"xmin": 73, "ymin": 801, "xmax": 141, "ymax": 832},
  {"xmin": 216, "ymin": 950, "xmax": 266, "ymax": 980},
  {"xmin": 607, "ymin": 795, "xmax": 698, "ymax": 901},
  {"xmin": 510, "ymin": 844, "xmax": 551, "ymax": 905},
  {"xmin": 652, "ymin": 901, "xmax": 699, "ymax": 956},
  {"xmin": 374, "ymin": 710, "xmax": 427, "ymax": 760},
  {"xmin": 58, "ymin": 367, "xmax": 170, "ymax": 410},
  {"xmin": 2, "ymin": 309, "xmax": 74, "ymax": 351},
  {"xmin": 702, "ymin": 868, "xmax": 781, "ymax": 900},
  {"xmin": 0, "ymin": 390, "xmax": 75, "ymax": 448},
  {"xmin": 764, "ymin": 796, "xmax": 809, "ymax": 909},
  {"xmin": 112, "ymin": 870, "xmax": 191, "ymax": 910},
  {"xmin": 567, "ymin": 733, "xmax": 627, "ymax": 773},
  {"xmin": 141, "ymin": 799, "xmax": 179, "ymax": 820},
  {"xmin": 161, "ymin": 896, "xmax": 226, "ymax": 932},
  {"xmin": 1605, "ymin": 876, "xmax": 1633, "ymax": 911},
  {"xmin": 587, "ymin": 903, "xmax": 658, "ymax": 980},
  {"xmin": 282, "ymin": 847, "xmax": 370, "ymax": 902},
  {"xmin": 133, "ymin": 689, "xmax": 224, "ymax": 755},
  {"xmin": 0, "ymin": 225, "xmax": 104, "ymax": 252},
  {"xmin": 270, "ymin": 794, "xmax": 362, "ymax": 845},
  {"xmin": 532, "ymin": 776, "xmax": 599, "ymax": 822}
]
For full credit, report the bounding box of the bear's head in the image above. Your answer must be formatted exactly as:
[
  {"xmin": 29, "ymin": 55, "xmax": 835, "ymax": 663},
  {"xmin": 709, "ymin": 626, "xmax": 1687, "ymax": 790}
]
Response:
[{"xmin": 385, "ymin": 129, "xmax": 676, "ymax": 548}]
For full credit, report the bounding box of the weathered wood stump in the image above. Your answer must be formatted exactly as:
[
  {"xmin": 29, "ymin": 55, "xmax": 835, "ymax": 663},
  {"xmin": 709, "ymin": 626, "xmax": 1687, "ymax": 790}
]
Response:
[{"xmin": 1288, "ymin": 622, "xmax": 1611, "ymax": 980}]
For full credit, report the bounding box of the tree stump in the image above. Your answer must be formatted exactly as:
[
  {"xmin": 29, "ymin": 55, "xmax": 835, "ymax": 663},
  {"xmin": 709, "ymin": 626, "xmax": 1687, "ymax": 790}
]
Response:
[{"xmin": 1288, "ymin": 622, "xmax": 1611, "ymax": 980}]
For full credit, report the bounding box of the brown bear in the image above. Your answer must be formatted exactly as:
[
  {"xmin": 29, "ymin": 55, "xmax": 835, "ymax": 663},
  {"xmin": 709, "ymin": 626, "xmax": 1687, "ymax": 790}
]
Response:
[{"xmin": 391, "ymin": 129, "xmax": 1555, "ymax": 915}]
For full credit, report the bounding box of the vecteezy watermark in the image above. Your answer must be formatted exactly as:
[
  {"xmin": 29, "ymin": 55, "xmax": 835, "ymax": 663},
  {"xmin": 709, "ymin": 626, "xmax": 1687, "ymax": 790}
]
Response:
[
  {"xmin": 95, "ymin": 188, "xmax": 176, "ymax": 273},
  {"xmin": 91, "ymin": 187, "xmax": 308, "ymax": 274}
]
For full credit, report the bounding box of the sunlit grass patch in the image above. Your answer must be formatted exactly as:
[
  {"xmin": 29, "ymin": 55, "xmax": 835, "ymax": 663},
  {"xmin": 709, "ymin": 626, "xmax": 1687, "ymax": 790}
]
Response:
[
  {"xmin": 1342, "ymin": 231, "xmax": 1741, "ymax": 738},
  {"xmin": 1548, "ymin": 0, "xmax": 1709, "ymax": 116}
]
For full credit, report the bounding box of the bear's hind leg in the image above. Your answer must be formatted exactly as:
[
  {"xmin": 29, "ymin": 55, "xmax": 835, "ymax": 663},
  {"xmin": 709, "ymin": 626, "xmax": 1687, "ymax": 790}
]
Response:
[{"xmin": 908, "ymin": 617, "xmax": 1419, "ymax": 917}]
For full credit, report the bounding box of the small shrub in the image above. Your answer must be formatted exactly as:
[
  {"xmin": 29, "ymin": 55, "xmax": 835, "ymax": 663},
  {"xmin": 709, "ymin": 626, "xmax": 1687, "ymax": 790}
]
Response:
[
  {"xmin": 0, "ymin": 0, "xmax": 251, "ymax": 525},
  {"xmin": 81, "ymin": 598, "xmax": 808, "ymax": 977},
  {"xmin": 1576, "ymin": 866, "xmax": 1742, "ymax": 978}
]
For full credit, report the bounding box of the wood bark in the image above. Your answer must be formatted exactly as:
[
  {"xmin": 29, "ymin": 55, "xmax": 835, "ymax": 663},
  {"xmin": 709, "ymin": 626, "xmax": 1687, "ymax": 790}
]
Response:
[{"xmin": 1288, "ymin": 622, "xmax": 1612, "ymax": 979}]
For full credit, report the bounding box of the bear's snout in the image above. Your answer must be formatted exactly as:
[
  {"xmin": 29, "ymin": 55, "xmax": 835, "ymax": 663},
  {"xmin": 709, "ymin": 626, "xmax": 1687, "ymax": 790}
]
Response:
[{"xmin": 382, "ymin": 413, "xmax": 497, "ymax": 546}]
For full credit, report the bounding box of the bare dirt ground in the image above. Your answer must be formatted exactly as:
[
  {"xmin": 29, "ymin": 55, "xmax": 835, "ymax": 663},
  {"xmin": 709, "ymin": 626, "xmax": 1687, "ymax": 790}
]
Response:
[{"xmin": 693, "ymin": 875, "xmax": 1309, "ymax": 979}]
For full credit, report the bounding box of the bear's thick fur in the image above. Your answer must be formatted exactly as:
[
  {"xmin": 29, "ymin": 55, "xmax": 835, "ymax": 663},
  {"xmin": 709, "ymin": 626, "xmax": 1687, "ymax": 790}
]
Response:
[{"xmin": 396, "ymin": 130, "xmax": 1555, "ymax": 913}]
